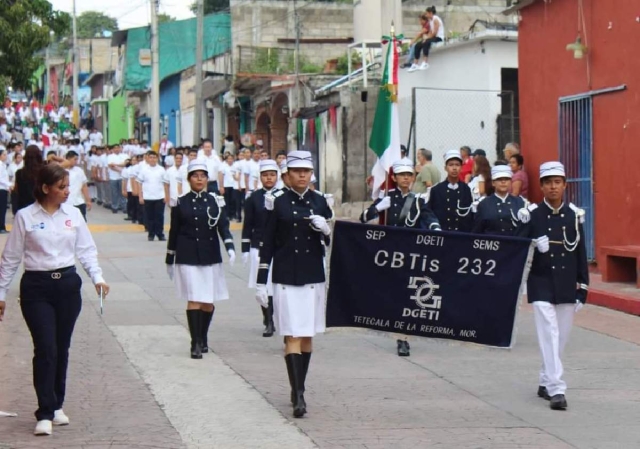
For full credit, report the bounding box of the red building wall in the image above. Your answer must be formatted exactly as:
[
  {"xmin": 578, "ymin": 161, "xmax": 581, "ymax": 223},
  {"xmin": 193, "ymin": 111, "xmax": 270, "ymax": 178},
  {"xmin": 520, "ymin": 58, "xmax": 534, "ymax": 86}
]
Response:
[{"xmin": 518, "ymin": 0, "xmax": 640, "ymax": 262}]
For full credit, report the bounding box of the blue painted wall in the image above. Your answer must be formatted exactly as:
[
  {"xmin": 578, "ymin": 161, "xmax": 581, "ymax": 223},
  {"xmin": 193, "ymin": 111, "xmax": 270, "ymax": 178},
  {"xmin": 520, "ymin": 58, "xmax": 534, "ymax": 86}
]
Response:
[{"xmin": 159, "ymin": 73, "xmax": 181, "ymax": 144}]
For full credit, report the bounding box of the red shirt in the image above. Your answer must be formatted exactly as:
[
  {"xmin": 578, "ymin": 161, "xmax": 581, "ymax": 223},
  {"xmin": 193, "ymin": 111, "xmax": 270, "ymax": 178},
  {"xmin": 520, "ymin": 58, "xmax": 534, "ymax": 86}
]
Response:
[{"xmin": 459, "ymin": 158, "xmax": 473, "ymax": 182}]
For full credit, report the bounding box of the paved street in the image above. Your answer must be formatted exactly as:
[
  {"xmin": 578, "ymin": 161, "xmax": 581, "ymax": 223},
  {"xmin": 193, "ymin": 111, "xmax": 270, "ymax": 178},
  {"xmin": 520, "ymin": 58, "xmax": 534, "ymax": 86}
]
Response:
[{"xmin": 1, "ymin": 206, "xmax": 640, "ymax": 449}]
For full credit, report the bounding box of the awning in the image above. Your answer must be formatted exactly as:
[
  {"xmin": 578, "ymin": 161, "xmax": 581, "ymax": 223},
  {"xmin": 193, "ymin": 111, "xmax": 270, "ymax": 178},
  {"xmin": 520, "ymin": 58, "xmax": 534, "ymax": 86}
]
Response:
[
  {"xmin": 111, "ymin": 29, "xmax": 129, "ymax": 47},
  {"xmin": 201, "ymin": 78, "xmax": 231, "ymax": 99},
  {"xmin": 502, "ymin": 0, "xmax": 536, "ymax": 14},
  {"xmin": 137, "ymin": 116, "xmax": 151, "ymax": 123},
  {"xmin": 91, "ymin": 98, "xmax": 109, "ymax": 105}
]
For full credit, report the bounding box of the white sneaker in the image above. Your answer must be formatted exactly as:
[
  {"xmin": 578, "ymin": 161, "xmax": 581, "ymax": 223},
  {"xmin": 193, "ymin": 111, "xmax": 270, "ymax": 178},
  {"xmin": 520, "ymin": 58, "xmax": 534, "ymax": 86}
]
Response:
[
  {"xmin": 407, "ymin": 64, "xmax": 419, "ymax": 72},
  {"xmin": 53, "ymin": 409, "xmax": 69, "ymax": 426},
  {"xmin": 34, "ymin": 420, "xmax": 52, "ymax": 436},
  {"xmin": 418, "ymin": 62, "xmax": 430, "ymax": 70}
]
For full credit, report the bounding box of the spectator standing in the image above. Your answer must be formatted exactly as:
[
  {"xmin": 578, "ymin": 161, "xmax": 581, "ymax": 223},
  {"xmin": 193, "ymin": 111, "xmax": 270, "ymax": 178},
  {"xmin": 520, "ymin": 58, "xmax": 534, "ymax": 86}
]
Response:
[
  {"xmin": 504, "ymin": 142, "xmax": 520, "ymax": 161},
  {"xmin": 459, "ymin": 146, "xmax": 473, "ymax": 183},
  {"xmin": 158, "ymin": 134, "xmax": 174, "ymax": 165},
  {"xmin": 107, "ymin": 144, "xmax": 127, "ymax": 213},
  {"xmin": 164, "ymin": 152, "xmax": 184, "ymax": 207},
  {"xmin": 198, "ymin": 139, "xmax": 221, "ymax": 193},
  {"xmin": 509, "ymin": 153, "xmax": 529, "ymax": 199},
  {"xmin": 412, "ymin": 148, "xmax": 440, "ymax": 193},
  {"xmin": 468, "ymin": 155, "xmax": 493, "ymax": 201}
]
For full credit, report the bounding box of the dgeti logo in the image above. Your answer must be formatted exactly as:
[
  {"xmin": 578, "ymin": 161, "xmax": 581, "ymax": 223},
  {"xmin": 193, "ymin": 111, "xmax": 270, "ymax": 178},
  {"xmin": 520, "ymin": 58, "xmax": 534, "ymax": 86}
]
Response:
[{"xmin": 403, "ymin": 276, "xmax": 442, "ymax": 320}]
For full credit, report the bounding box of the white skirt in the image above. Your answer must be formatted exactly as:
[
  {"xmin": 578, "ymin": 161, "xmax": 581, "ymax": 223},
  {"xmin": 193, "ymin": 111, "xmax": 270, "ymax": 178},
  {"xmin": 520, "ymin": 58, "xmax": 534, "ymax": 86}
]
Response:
[
  {"xmin": 248, "ymin": 248, "xmax": 273, "ymax": 295},
  {"xmin": 273, "ymin": 283, "xmax": 326, "ymax": 337},
  {"xmin": 175, "ymin": 263, "xmax": 229, "ymax": 304}
]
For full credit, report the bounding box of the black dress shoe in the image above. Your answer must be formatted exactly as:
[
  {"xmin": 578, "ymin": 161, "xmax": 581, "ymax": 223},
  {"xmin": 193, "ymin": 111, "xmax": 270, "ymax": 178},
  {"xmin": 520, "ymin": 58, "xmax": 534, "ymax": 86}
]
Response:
[
  {"xmin": 0, "ymin": 229, "xmax": 8, "ymax": 234},
  {"xmin": 124, "ymin": 217, "xmax": 132, "ymax": 221},
  {"xmin": 537, "ymin": 386, "xmax": 551, "ymax": 400},
  {"xmin": 550, "ymin": 394, "xmax": 567, "ymax": 410},
  {"xmin": 158, "ymin": 236, "xmax": 166, "ymax": 241},
  {"xmin": 148, "ymin": 236, "xmax": 154, "ymax": 241},
  {"xmin": 397, "ymin": 340, "xmax": 410, "ymax": 357}
]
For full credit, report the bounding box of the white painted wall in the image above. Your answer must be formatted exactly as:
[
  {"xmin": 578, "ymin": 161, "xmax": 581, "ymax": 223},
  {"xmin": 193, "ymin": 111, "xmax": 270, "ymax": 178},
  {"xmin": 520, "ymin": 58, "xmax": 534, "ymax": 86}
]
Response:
[
  {"xmin": 181, "ymin": 109, "xmax": 194, "ymax": 148},
  {"xmin": 397, "ymin": 36, "xmax": 518, "ymax": 175}
]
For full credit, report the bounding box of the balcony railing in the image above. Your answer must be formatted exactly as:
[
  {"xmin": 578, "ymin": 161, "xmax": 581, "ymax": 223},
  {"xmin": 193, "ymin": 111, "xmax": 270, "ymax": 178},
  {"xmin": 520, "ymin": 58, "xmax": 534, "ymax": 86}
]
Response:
[{"xmin": 237, "ymin": 45, "xmax": 296, "ymax": 75}]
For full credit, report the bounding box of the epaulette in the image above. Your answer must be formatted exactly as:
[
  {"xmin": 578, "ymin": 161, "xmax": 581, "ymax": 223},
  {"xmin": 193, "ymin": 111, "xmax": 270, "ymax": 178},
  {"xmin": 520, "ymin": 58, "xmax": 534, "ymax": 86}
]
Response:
[
  {"xmin": 569, "ymin": 203, "xmax": 586, "ymax": 223},
  {"xmin": 209, "ymin": 192, "xmax": 225, "ymax": 207},
  {"xmin": 314, "ymin": 190, "xmax": 324, "ymax": 196},
  {"xmin": 273, "ymin": 189, "xmax": 285, "ymax": 198},
  {"xmin": 416, "ymin": 191, "xmax": 430, "ymax": 202},
  {"xmin": 527, "ymin": 203, "xmax": 538, "ymax": 212}
]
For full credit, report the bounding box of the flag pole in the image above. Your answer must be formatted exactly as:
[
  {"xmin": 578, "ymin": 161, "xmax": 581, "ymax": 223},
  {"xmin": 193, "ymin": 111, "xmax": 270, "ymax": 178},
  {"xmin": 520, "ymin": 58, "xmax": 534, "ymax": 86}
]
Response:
[{"xmin": 383, "ymin": 22, "xmax": 396, "ymax": 227}]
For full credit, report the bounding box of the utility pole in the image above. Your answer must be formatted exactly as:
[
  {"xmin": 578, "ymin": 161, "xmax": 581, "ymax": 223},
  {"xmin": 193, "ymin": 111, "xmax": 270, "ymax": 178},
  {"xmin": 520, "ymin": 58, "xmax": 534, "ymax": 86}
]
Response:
[
  {"xmin": 150, "ymin": 0, "xmax": 161, "ymax": 145},
  {"xmin": 193, "ymin": 0, "xmax": 204, "ymax": 143},
  {"xmin": 294, "ymin": 0, "xmax": 301, "ymax": 110},
  {"xmin": 72, "ymin": 0, "xmax": 79, "ymax": 126}
]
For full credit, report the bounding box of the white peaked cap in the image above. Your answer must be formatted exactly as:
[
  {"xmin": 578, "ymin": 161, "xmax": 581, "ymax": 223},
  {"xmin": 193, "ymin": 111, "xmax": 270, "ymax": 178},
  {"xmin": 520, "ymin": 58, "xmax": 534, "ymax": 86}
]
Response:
[
  {"xmin": 444, "ymin": 149, "xmax": 463, "ymax": 163},
  {"xmin": 187, "ymin": 160, "xmax": 208, "ymax": 175},
  {"xmin": 491, "ymin": 165, "xmax": 513, "ymax": 180},
  {"xmin": 287, "ymin": 150, "xmax": 314, "ymax": 169},
  {"xmin": 259, "ymin": 159, "xmax": 279, "ymax": 173},
  {"xmin": 392, "ymin": 160, "xmax": 414, "ymax": 174},
  {"xmin": 539, "ymin": 161, "xmax": 566, "ymax": 179}
]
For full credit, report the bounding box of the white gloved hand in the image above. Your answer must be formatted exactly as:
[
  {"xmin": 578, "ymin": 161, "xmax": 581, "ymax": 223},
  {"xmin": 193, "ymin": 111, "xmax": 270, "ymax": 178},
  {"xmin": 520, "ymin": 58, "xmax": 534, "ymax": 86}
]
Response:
[
  {"xmin": 242, "ymin": 252, "xmax": 249, "ymax": 265},
  {"xmin": 309, "ymin": 215, "xmax": 331, "ymax": 236},
  {"xmin": 256, "ymin": 284, "xmax": 269, "ymax": 308},
  {"xmin": 471, "ymin": 200, "xmax": 480, "ymax": 214},
  {"xmin": 166, "ymin": 264, "xmax": 174, "ymax": 280},
  {"xmin": 375, "ymin": 196, "xmax": 391, "ymax": 212},
  {"xmin": 228, "ymin": 249, "xmax": 236, "ymax": 266},
  {"xmin": 517, "ymin": 208, "xmax": 531, "ymax": 223},
  {"xmin": 245, "ymin": 191, "xmax": 252, "ymax": 200},
  {"xmin": 575, "ymin": 300, "xmax": 584, "ymax": 313},
  {"xmin": 325, "ymin": 193, "xmax": 335, "ymax": 208},
  {"xmin": 535, "ymin": 235, "xmax": 550, "ymax": 253}
]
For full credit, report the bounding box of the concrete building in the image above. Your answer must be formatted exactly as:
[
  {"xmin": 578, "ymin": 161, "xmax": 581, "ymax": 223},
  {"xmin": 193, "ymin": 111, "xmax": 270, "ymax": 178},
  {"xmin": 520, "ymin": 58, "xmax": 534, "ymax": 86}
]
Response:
[{"xmin": 398, "ymin": 23, "xmax": 519, "ymax": 172}]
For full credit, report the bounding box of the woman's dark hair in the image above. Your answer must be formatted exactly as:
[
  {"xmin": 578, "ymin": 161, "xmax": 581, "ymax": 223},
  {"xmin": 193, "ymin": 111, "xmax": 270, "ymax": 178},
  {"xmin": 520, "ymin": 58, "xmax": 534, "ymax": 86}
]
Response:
[
  {"xmin": 23, "ymin": 145, "xmax": 44, "ymax": 181},
  {"xmin": 33, "ymin": 164, "xmax": 69, "ymax": 203},
  {"xmin": 474, "ymin": 155, "xmax": 494, "ymax": 196},
  {"xmin": 426, "ymin": 6, "xmax": 436, "ymax": 14},
  {"xmin": 510, "ymin": 154, "xmax": 524, "ymax": 168}
]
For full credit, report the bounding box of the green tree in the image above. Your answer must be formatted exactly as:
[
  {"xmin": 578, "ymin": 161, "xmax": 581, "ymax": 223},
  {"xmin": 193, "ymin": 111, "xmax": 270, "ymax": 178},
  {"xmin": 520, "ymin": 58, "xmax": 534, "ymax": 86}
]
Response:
[
  {"xmin": 76, "ymin": 11, "xmax": 118, "ymax": 38},
  {"xmin": 157, "ymin": 13, "xmax": 176, "ymax": 24},
  {"xmin": 190, "ymin": 0, "xmax": 230, "ymax": 15},
  {"xmin": 0, "ymin": 0, "xmax": 70, "ymax": 93}
]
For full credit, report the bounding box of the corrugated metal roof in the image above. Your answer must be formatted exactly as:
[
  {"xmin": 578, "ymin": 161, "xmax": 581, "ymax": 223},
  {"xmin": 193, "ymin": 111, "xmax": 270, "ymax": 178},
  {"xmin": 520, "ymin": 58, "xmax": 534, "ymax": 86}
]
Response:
[{"xmin": 503, "ymin": 0, "xmax": 537, "ymax": 15}]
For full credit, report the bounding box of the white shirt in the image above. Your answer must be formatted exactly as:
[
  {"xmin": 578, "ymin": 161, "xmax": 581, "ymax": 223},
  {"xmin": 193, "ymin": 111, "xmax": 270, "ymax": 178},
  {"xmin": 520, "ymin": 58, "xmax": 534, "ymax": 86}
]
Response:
[
  {"xmin": 431, "ymin": 15, "xmax": 445, "ymax": 40},
  {"xmin": 246, "ymin": 159, "xmax": 261, "ymax": 191},
  {"xmin": 179, "ymin": 164, "xmax": 190, "ymax": 195},
  {"xmin": 89, "ymin": 132, "xmax": 103, "ymax": 146},
  {"xmin": 79, "ymin": 128, "xmax": 89, "ymax": 142},
  {"xmin": 66, "ymin": 166, "xmax": 88, "ymax": 206},
  {"xmin": 107, "ymin": 153, "xmax": 127, "ymax": 180},
  {"xmin": 137, "ymin": 164, "xmax": 166, "ymax": 200},
  {"xmin": 198, "ymin": 152, "xmax": 220, "ymax": 182},
  {"xmin": 468, "ymin": 174, "xmax": 485, "ymax": 201},
  {"xmin": 164, "ymin": 154, "xmax": 175, "ymax": 168},
  {"xmin": 235, "ymin": 159, "xmax": 247, "ymax": 189},
  {"xmin": 23, "ymin": 127, "xmax": 33, "ymax": 141},
  {"xmin": 220, "ymin": 163, "xmax": 239, "ymax": 189},
  {"xmin": 99, "ymin": 154, "xmax": 109, "ymax": 180},
  {"xmin": 0, "ymin": 203, "xmax": 105, "ymax": 301},
  {"xmin": 7, "ymin": 161, "xmax": 23, "ymax": 187},
  {"xmin": 163, "ymin": 165, "xmax": 184, "ymax": 206},
  {"xmin": 0, "ymin": 163, "xmax": 9, "ymax": 191}
]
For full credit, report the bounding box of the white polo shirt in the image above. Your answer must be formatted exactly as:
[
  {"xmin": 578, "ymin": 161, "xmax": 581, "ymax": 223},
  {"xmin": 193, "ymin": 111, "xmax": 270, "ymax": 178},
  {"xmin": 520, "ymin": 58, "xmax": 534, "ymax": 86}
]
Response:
[
  {"xmin": 66, "ymin": 166, "xmax": 88, "ymax": 206},
  {"xmin": 137, "ymin": 164, "xmax": 166, "ymax": 200}
]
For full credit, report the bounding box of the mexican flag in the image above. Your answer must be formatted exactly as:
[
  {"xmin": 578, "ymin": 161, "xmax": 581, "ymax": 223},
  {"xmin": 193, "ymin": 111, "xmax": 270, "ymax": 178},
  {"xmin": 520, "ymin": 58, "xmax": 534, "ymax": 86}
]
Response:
[{"xmin": 368, "ymin": 34, "xmax": 402, "ymax": 199}]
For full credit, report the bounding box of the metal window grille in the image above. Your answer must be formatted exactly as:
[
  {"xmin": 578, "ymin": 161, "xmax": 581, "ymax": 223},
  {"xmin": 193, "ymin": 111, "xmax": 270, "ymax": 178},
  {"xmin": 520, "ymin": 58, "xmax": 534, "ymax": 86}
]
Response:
[{"xmin": 558, "ymin": 96, "xmax": 595, "ymax": 260}]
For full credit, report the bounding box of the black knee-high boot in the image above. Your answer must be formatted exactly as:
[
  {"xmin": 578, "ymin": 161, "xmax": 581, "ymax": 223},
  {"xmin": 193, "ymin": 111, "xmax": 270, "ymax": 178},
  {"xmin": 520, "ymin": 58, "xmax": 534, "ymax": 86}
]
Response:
[
  {"xmin": 201, "ymin": 308, "xmax": 214, "ymax": 353},
  {"xmin": 263, "ymin": 296, "xmax": 275, "ymax": 337},
  {"xmin": 285, "ymin": 353, "xmax": 306, "ymax": 418},
  {"xmin": 186, "ymin": 310, "xmax": 203, "ymax": 359},
  {"xmin": 289, "ymin": 352, "xmax": 312, "ymax": 405}
]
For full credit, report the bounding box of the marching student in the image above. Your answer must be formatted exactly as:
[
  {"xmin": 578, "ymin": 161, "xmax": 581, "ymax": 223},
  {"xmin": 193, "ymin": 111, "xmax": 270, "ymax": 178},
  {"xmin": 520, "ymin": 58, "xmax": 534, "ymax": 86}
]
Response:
[
  {"xmin": 472, "ymin": 165, "xmax": 525, "ymax": 236},
  {"xmin": 165, "ymin": 160, "xmax": 235, "ymax": 359},
  {"xmin": 137, "ymin": 151, "xmax": 168, "ymax": 241},
  {"xmin": 277, "ymin": 160, "xmax": 289, "ymax": 190},
  {"xmin": 164, "ymin": 152, "xmax": 185, "ymax": 207},
  {"xmin": 428, "ymin": 149, "xmax": 474, "ymax": 232},
  {"xmin": 516, "ymin": 161, "xmax": 589, "ymax": 411},
  {"xmin": 241, "ymin": 159, "xmax": 279, "ymax": 337},
  {"xmin": 256, "ymin": 150, "xmax": 333, "ymax": 418},
  {"xmin": 0, "ymin": 164, "xmax": 109, "ymax": 436},
  {"xmin": 360, "ymin": 159, "xmax": 441, "ymax": 357}
]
